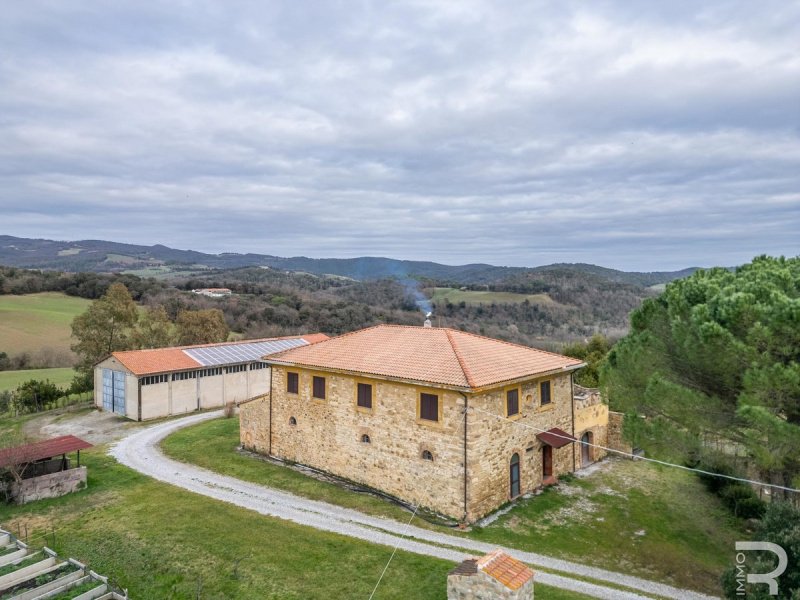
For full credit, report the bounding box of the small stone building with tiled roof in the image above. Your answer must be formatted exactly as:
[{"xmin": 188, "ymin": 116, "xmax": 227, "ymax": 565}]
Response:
[
  {"xmin": 239, "ymin": 324, "xmax": 610, "ymax": 521},
  {"xmin": 448, "ymin": 549, "xmax": 535, "ymax": 599},
  {"xmin": 93, "ymin": 334, "xmax": 328, "ymax": 420}
]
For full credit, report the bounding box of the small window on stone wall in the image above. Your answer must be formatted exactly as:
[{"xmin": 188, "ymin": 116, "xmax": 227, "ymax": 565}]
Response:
[
  {"xmin": 289, "ymin": 416, "xmax": 297, "ymax": 426},
  {"xmin": 361, "ymin": 434, "xmax": 371, "ymax": 444},
  {"xmin": 540, "ymin": 380, "xmax": 552, "ymax": 405},
  {"xmin": 421, "ymin": 449, "xmax": 433, "ymax": 461}
]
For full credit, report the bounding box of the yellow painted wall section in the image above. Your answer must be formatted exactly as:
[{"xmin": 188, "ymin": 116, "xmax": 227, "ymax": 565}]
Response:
[{"xmin": 574, "ymin": 390, "xmax": 609, "ymax": 468}]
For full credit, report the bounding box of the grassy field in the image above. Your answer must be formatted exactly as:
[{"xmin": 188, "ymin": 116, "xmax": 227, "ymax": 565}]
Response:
[
  {"xmin": 0, "ymin": 368, "xmax": 75, "ymax": 392},
  {"xmin": 0, "ymin": 292, "xmax": 90, "ymax": 355},
  {"xmin": 163, "ymin": 418, "xmax": 745, "ymax": 595},
  {"xmin": 429, "ymin": 287, "xmax": 553, "ymax": 305},
  {"xmin": 123, "ymin": 266, "xmax": 210, "ymax": 280},
  {"xmin": 0, "ymin": 416, "xmax": 588, "ymax": 599}
]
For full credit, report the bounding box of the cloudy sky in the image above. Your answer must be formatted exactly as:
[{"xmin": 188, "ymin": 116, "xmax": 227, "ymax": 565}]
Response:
[{"xmin": 1, "ymin": 1, "xmax": 798, "ymax": 270}]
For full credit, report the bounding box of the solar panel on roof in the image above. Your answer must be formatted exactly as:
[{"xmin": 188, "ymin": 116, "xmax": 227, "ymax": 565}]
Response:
[{"xmin": 183, "ymin": 338, "xmax": 309, "ymax": 367}]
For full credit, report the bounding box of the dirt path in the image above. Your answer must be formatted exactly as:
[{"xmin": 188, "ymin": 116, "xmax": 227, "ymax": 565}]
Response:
[
  {"xmin": 110, "ymin": 411, "xmax": 718, "ymax": 600},
  {"xmin": 22, "ymin": 406, "xmax": 138, "ymax": 445}
]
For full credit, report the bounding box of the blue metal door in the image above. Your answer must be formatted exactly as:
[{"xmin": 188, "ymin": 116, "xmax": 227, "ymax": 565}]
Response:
[
  {"xmin": 112, "ymin": 370, "xmax": 126, "ymax": 415},
  {"xmin": 102, "ymin": 369, "xmax": 126, "ymax": 415},
  {"xmin": 102, "ymin": 369, "xmax": 114, "ymax": 412}
]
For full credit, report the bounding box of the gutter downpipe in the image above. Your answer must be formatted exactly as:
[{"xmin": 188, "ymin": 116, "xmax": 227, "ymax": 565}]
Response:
[
  {"xmin": 459, "ymin": 391, "xmax": 469, "ymax": 523},
  {"xmin": 268, "ymin": 366, "xmax": 274, "ymax": 456},
  {"xmin": 570, "ymin": 371, "xmax": 577, "ymax": 472}
]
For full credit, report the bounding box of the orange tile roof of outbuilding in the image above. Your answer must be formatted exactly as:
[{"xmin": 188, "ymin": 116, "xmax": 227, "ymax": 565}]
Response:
[
  {"xmin": 112, "ymin": 347, "xmax": 201, "ymax": 375},
  {"xmin": 109, "ymin": 334, "xmax": 329, "ymax": 376},
  {"xmin": 266, "ymin": 325, "xmax": 583, "ymax": 390},
  {"xmin": 477, "ymin": 549, "xmax": 534, "ymax": 590}
]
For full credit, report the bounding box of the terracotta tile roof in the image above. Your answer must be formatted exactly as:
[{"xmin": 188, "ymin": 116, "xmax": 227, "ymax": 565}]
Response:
[
  {"xmin": 108, "ymin": 334, "xmax": 329, "ymax": 376},
  {"xmin": 112, "ymin": 347, "xmax": 202, "ymax": 376},
  {"xmin": 477, "ymin": 549, "xmax": 534, "ymax": 590},
  {"xmin": 297, "ymin": 333, "xmax": 331, "ymax": 345},
  {"xmin": 266, "ymin": 325, "xmax": 583, "ymax": 390}
]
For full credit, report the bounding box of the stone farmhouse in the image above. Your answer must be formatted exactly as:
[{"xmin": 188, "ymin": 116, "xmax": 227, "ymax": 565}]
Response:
[
  {"xmin": 239, "ymin": 324, "xmax": 611, "ymax": 522},
  {"xmin": 93, "ymin": 334, "xmax": 328, "ymax": 420}
]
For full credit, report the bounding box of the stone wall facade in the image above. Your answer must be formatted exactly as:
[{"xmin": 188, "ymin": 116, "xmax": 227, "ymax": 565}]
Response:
[
  {"xmin": 447, "ymin": 573, "xmax": 534, "ymax": 600},
  {"xmin": 240, "ymin": 366, "xmax": 607, "ymax": 521},
  {"xmin": 607, "ymin": 411, "xmax": 633, "ymax": 455},
  {"xmin": 466, "ymin": 374, "xmax": 575, "ymax": 519},
  {"xmin": 267, "ymin": 366, "xmax": 467, "ymax": 518},
  {"xmin": 7, "ymin": 467, "xmax": 87, "ymax": 504},
  {"xmin": 239, "ymin": 395, "xmax": 270, "ymax": 451}
]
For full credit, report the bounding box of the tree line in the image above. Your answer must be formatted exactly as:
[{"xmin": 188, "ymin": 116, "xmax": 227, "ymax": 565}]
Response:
[{"xmin": 69, "ymin": 283, "xmax": 230, "ymax": 390}]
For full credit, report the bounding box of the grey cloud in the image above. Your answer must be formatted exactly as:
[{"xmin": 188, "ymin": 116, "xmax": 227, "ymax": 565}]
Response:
[{"xmin": 0, "ymin": 0, "xmax": 798, "ymax": 271}]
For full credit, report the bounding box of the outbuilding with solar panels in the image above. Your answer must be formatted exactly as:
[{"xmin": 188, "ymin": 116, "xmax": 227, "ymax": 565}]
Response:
[{"xmin": 93, "ymin": 333, "xmax": 329, "ymax": 420}]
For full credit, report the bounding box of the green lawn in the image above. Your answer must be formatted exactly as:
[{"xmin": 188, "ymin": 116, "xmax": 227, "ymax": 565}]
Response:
[
  {"xmin": 0, "ymin": 422, "xmax": 588, "ymax": 599},
  {"xmin": 467, "ymin": 464, "xmax": 742, "ymax": 594},
  {"xmin": 429, "ymin": 287, "xmax": 554, "ymax": 305},
  {"xmin": 162, "ymin": 417, "xmax": 429, "ymax": 525},
  {"xmin": 0, "ymin": 368, "xmax": 76, "ymax": 393},
  {"xmin": 163, "ymin": 418, "xmax": 745, "ymax": 596},
  {"xmin": 0, "ymin": 292, "xmax": 90, "ymax": 355}
]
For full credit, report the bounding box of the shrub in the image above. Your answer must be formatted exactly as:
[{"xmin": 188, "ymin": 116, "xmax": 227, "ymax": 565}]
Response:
[
  {"xmin": 223, "ymin": 402, "xmax": 235, "ymax": 418},
  {"xmin": 732, "ymin": 497, "xmax": 766, "ymax": 520},
  {"xmin": 697, "ymin": 458, "xmax": 766, "ymax": 519},
  {"xmin": 14, "ymin": 379, "xmax": 61, "ymax": 413}
]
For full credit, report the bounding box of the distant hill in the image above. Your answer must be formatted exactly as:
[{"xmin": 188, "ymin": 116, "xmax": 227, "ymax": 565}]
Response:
[
  {"xmin": 0, "ymin": 235, "xmax": 697, "ymax": 286},
  {"xmin": 528, "ymin": 263, "xmax": 699, "ymax": 287}
]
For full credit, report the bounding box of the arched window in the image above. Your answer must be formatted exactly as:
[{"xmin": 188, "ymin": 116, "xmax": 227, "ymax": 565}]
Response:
[
  {"xmin": 421, "ymin": 450, "xmax": 433, "ymax": 461},
  {"xmin": 289, "ymin": 416, "xmax": 297, "ymax": 426},
  {"xmin": 361, "ymin": 434, "xmax": 371, "ymax": 444}
]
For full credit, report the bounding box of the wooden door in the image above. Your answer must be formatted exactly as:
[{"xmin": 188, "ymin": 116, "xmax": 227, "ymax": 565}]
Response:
[
  {"xmin": 581, "ymin": 432, "xmax": 592, "ymax": 466},
  {"xmin": 542, "ymin": 445, "xmax": 553, "ymax": 478}
]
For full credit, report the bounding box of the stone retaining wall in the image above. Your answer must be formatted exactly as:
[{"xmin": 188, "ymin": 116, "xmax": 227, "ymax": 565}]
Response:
[
  {"xmin": 8, "ymin": 466, "xmax": 87, "ymax": 504},
  {"xmin": 607, "ymin": 411, "xmax": 633, "ymax": 455}
]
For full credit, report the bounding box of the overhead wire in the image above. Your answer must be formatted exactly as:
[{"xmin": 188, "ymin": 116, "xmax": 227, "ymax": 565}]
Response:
[
  {"xmin": 469, "ymin": 405, "xmax": 800, "ymax": 494},
  {"xmin": 367, "ymin": 405, "xmax": 469, "ymax": 598}
]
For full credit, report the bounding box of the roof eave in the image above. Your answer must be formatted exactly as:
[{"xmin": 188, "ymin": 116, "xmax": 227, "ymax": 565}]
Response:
[
  {"xmin": 469, "ymin": 362, "xmax": 587, "ymax": 393},
  {"xmin": 265, "ymin": 359, "xmax": 586, "ymax": 393},
  {"xmin": 264, "ymin": 359, "xmax": 474, "ymax": 393}
]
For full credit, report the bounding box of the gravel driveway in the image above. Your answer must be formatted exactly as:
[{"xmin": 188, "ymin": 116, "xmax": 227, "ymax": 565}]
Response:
[{"xmin": 110, "ymin": 411, "xmax": 718, "ymax": 600}]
